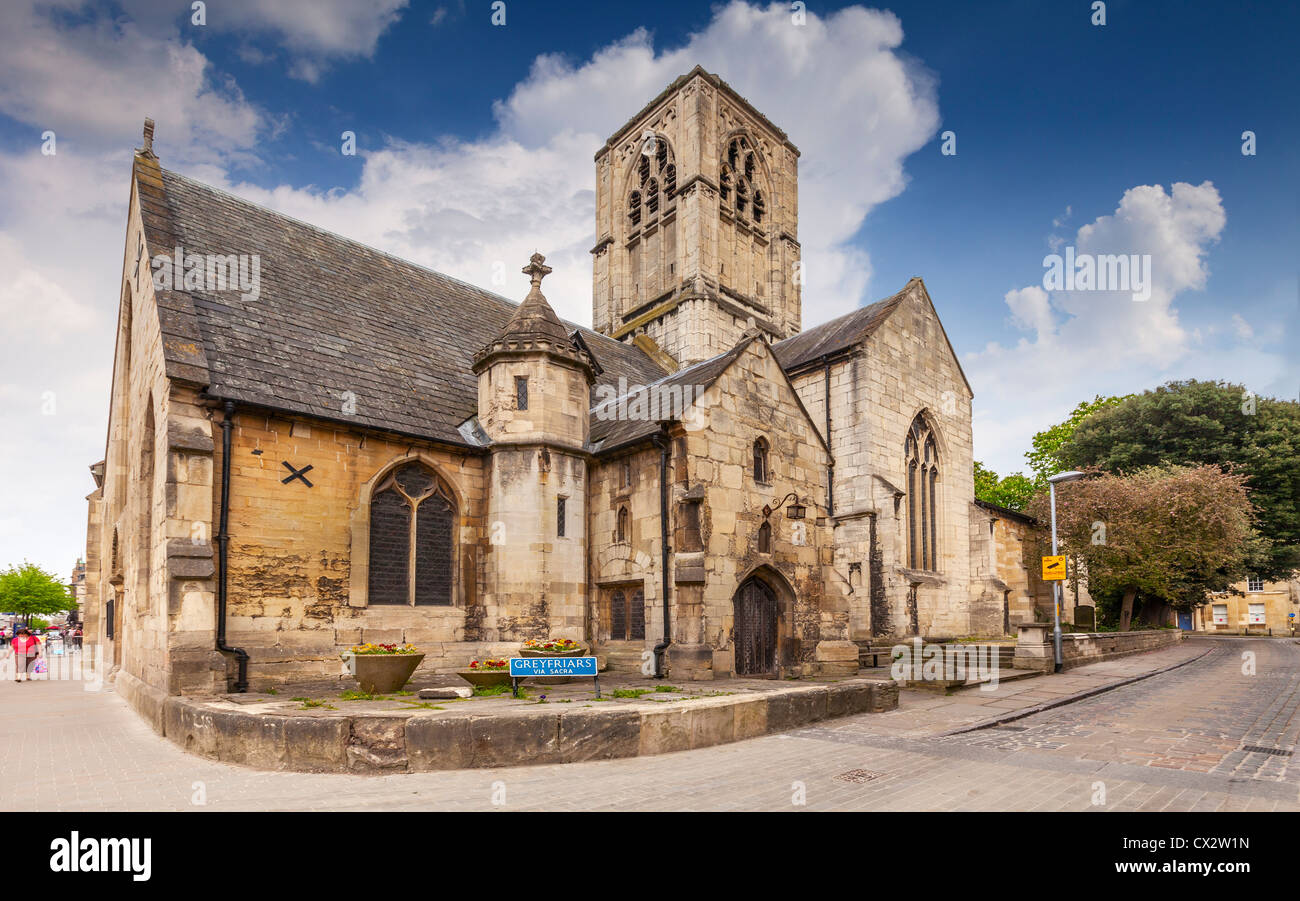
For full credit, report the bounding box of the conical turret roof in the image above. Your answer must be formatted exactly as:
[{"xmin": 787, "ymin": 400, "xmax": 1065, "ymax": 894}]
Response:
[
  {"xmin": 471, "ymin": 253, "xmax": 595, "ymax": 378},
  {"xmin": 498, "ymin": 253, "xmax": 571, "ymax": 343}
]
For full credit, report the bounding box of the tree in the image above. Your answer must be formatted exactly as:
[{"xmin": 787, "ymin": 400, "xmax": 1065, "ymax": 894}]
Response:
[
  {"xmin": 974, "ymin": 461, "xmax": 1037, "ymax": 511},
  {"xmin": 1060, "ymin": 380, "xmax": 1300, "ymax": 581},
  {"xmin": 1026, "ymin": 465, "xmax": 1261, "ymax": 630},
  {"xmin": 0, "ymin": 562, "xmax": 75, "ymax": 625},
  {"xmin": 1025, "ymin": 394, "xmax": 1131, "ymax": 485}
]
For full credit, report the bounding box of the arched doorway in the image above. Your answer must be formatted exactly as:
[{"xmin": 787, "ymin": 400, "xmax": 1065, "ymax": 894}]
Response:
[{"xmin": 734, "ymin": 577, "xmax": 779, "ymax": 676}]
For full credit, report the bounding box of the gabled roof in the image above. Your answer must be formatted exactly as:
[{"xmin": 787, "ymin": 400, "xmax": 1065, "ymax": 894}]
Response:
[
  {"xmin": 772, "ymin": 285, "xmax": 908, "ymax": 372},
  {"xmin": 773, "ymin": 277, "xmax": 973, "ymax": 397},
  {"xmin": 589, "ymin": 339, "xmax": 752, "ymax": 452},
  {"xmin": 589, "ymin": 333, "xmax": 832, "ymax": 458},
  {"xmin": 140, "ymin": 163, "xmax": 664, "ymax": 447}
]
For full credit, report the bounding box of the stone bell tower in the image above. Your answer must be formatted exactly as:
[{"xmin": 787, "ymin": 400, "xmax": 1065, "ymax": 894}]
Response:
[
  {"xmin": 591, "ymin": 66, "xmax": 802, "ymax": 367},
  {"xmin": 472, "ymin": 254, "xmax": 595, "ymax": 641}
]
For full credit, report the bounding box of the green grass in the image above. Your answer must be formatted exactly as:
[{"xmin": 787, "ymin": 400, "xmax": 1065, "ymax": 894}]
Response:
[
  {"xmin": 340, "ymin": 689, "xmax": 391, "ymax": 701},
  {"xmin": 654, "ymin": 685, "xmax": 680, "ymax": 693},
  {"xmin": 611, "ymin": 688, "xmax": 652, "ymax": 699},
  {"xmin": 398, "ymin": 701, "xmax": 443, "ymax": 710},
  {"xmin": 472, "ymin": 683, "xmax": 528, "ymax": 699},
  {"xmin": 298, "ymin": 699, "xmax": 336, "ymax": 710}
]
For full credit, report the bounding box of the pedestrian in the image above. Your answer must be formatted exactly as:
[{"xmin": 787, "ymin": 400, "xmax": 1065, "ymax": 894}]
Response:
[{"xmin": 12, "ymin": 627, "xmax": 40, "ymax": 683}]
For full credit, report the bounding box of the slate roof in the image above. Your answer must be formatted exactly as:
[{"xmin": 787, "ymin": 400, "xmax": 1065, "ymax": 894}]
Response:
[
  {"xmin": 771, "ymin": 282, "xmax": 911, "ymax": 372},
  {"xmin": 588, "ymin": 339, "xmax": 752, "ymax": 452},
  {"xmin": 143, "ymin": 162, "xmax": 665, "ymax": 448}
]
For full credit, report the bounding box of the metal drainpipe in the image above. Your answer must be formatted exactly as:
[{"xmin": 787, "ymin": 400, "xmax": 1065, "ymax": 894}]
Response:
[
  {"xmin": 217, "ymin": 401, "xmax": 249, "ymax": 692},
  {"xmin": 650, "ymin": 425, "xmax": 673, "ymax": 678},
  {"xmin": 823, "ymin": 355, "xmax": 834, "ymax": 517}
]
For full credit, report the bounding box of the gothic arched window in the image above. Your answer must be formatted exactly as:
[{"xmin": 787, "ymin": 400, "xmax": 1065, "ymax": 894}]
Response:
[
  {"xmin": 757, "ymin": 520, "xmax": 772, "ymax": 554},
  {"xmin": 753, "ymin": 437, "xmax": 770, "ymax": 484},
  {"xmin": 368, "ymin": 461, "xmax": 456, "ymax": 606},
  {"xmin": 905, "ymin": 415, "xmax": 940, "ymax": 571},
  {"xmin": 719, "ymin": 136, "xmax": 767, "ymax": 226},
  {"xmin": 616, "ymin": 506, "xmax": 630, "ymax": 544},
  {"xmin": 627, "ymin": 135, "xmax": 676, "ymax": 228}
]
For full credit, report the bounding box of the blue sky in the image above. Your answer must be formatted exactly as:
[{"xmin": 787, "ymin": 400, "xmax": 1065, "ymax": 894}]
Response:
[{"xmin": 0, "ymin": 0, "xmax": 1296, "ymax": 575}]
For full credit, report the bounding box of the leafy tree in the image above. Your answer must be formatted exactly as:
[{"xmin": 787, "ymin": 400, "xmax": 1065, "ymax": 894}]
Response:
[
  {"xmin": 1025, "ymin": 465, "xmax": 1261, "ymax": 630},
  {"xmin": 1025, "ymin": 394, "xmax": 1131, "ymax": 485},
  {"xmin": 0, "ymin": 562, "xmax": 75, "ymax": 625},
  {"xmin": 1060, "ymin": 380, "xmax": 1300, "ymax": 581},
  {"xmin": 974, "ymin": 461, "xmax": 1037, "ymax": 511}
]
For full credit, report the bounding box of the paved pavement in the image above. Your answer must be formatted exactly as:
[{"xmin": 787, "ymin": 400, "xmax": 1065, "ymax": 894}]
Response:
[{"xmin": 2, "ymin": 636, "xmax": 1297, "ymax": 811}]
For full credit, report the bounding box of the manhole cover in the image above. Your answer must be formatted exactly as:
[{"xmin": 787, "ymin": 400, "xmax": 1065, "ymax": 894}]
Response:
[
  {"xmin": 835, "ymin": 769, "xmax": 883, "ymax": 784},
  {"xmin": 1240, "ymin": 745, "xmax": 1293, "ymax": 757}
]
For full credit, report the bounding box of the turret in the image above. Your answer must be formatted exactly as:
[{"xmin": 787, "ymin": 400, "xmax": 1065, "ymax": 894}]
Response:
[{"xmin": 471, "ymin": 254, "xmax": 593, "ymax": 642}]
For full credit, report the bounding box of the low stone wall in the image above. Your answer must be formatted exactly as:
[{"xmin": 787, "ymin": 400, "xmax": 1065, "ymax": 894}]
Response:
[
  {"xmin": 114, "ymin": 671, "xmax": 899, "ymax": 773},
  {"xmin": 1013, "ymin": 623, "xmax": 1184, "ymax": 672}
]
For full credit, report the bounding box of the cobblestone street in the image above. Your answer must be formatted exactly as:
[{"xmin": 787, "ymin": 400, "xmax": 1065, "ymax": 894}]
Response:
[{"xmin": 3, "ymin": 636, "xmax": 1297, "ymax": 811}]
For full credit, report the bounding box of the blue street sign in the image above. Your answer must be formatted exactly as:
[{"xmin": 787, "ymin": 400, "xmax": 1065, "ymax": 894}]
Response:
[{"xmin": 509, "ymin": 656, "xmax": 598, "ymax": 678}]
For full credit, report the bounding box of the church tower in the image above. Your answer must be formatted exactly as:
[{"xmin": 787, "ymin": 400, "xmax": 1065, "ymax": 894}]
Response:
[{"xmin": 591, "ymin": 66, "xmax": 802, "ymax": 367}]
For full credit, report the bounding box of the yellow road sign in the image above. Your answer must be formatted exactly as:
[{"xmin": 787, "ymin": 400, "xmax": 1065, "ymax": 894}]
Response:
[{"xmin": 1042, "ymin": 555, "xmax": 1066, "ymax": 580}]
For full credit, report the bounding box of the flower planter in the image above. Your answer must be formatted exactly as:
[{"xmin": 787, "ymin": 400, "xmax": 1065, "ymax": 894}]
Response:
[
  {"xmin": 518, "ymin": 644, "xmax": 588, "ymax": 685},
  {"xmin": 346, "ymin": 653, "xmax": 425, "ymax": 694},
  {"xmin": 457, "ymin": 669, "xmax": 513, "ymax": 688}
]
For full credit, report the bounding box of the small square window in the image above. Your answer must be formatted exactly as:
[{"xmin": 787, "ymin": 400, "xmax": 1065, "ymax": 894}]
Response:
[{"xmin": 1247, "ymin": 576, "xmax": 1264, "ymax": 592}]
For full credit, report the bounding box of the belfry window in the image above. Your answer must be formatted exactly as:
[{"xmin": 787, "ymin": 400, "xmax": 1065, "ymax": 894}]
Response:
[
  {"xmin": 905, "ymin": 415, "xmax": 940, "ymax": 571},
  {"xmin": 719, "ymin": 136, "xmax": 767, "ymax": 226},
  {"xmin": 368, "ymin": 462, "xmax": 456, "ymax": 606},
  {"xmin": 626, "ymin": 136, "xmax": 676, "ymax": 228}
]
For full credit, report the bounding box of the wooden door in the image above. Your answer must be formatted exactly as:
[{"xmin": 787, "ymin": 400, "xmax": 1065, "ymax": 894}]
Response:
[{"xmin": 734, "ymin": 578, "xmax": 778, "ymax": 675}]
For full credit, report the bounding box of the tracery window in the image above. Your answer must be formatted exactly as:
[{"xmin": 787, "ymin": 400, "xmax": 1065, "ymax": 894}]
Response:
[
  {"xmin": 905, "ymin": 415, "xmax": 940, "ymax": 571},
  {"xmin": 368, "ymin": 461, "xmax": 456, "ymax": 606},
  {"xmin": 719, "ymin": 135, "xmax": 767, "ymax": 226},
  {"xmin": 626, "ymin": 135, "xmax": 676, "ymax": 228}
]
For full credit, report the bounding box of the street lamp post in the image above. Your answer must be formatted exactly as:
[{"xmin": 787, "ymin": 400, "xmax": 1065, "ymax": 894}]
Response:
[{"xmin": 1047, "ymin": 471, "xmax": 1085, "ymax": 673}]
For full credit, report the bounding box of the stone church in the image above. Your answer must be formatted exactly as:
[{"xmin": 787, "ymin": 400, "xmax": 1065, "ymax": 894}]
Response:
[{"xmin": 82, "ymin": 67, "xmax": 1044, "ymax": 697}]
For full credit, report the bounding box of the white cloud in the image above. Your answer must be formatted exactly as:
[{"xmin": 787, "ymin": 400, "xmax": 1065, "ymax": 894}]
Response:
[
  {"xmin": 118, "ymin": 0, "xmax": 409, "ymax": 82},
  {"xmin": 0, "ymin": 2, "xmax": 264, "ymax": 161},
  {"xmin": 968, "ymin": 181, "xmax": 1228, "ymax": 475},
  {"xmin": 1231, "ymin": 313, "xmax": 1253, "ymax": 340}
]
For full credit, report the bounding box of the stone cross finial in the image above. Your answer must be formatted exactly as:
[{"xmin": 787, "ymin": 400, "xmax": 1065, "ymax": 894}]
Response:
[
  {"xmin": 522, "ymin": 252, "xmax": 552, "ymax": 288},
  {"xmin": 142, "ymin": 118, "xmax": 155, "ymax": 155}
]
